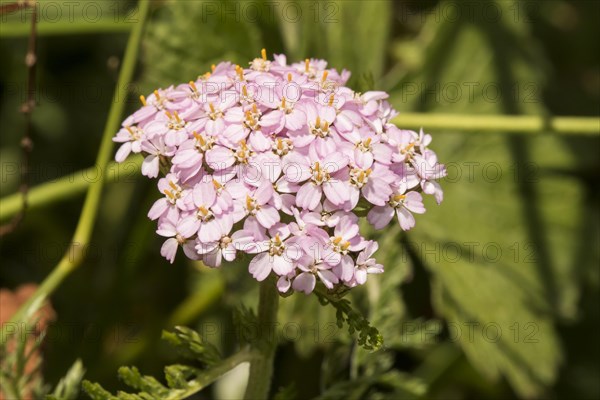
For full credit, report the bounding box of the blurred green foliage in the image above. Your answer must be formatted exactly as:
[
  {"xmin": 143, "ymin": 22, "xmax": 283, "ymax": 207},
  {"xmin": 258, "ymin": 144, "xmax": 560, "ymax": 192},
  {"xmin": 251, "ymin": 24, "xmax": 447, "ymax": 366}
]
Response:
[{"xmin": 1, "ymin": 0, "xmax": 599, "ymax": 399}]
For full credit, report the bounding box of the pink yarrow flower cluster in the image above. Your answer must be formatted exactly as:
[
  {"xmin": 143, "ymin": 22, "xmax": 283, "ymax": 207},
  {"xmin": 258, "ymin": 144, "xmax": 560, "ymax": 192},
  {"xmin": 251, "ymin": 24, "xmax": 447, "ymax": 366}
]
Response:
[{"xmin": 113, "ymin": 50, "xmax": 446, "ymax": 295}]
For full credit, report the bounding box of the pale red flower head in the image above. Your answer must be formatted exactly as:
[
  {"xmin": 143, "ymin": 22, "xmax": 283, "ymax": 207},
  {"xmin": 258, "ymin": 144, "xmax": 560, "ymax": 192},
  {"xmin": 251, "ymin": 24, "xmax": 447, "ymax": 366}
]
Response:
[{"xmin": 113, "ymin": 51, "xmax": 446, "ymax": 294}]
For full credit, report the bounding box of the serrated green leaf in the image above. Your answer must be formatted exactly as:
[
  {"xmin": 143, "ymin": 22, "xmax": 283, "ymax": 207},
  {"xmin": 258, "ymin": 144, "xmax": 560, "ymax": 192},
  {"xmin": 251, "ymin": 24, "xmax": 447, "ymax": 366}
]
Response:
[
  {"xmin": 161, "ymin": 326, "xmax": 221, "ymax": 366},
  {"xmin": 118, "ymin": 366, "xmax": 169, "ymax": 397},
  {"xmin": 164, "ymin": 365, "xmax": 201, "ymax": 390},
  {"xmin": 83, "ymin": 329, "xmax": 252, "ymax": 400},
  {"xmin": 82, "ymin": 380, "xmax": 117, "ymax": 400},
  {"xmin": 115, "ymin": 391, "xmax": 145, "ymax": 400},
  {"xmin": 315, "ymin": 288, "xmax": 383, "ymax": 351}
]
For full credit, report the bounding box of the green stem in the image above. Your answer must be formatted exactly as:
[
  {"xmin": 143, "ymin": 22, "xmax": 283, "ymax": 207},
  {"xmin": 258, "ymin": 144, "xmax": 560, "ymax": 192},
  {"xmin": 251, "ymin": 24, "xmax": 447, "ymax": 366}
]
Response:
[
  {"xmin": 1, "ymin": 19, "xmax": 133, "ymax": 37},
  {"xmin": 244, "ymin": 280, "xmax": 280, "ymax": 400},
  {"xmin": 0, "ymin": 156, "xmax": 142, "ymax": 221},
  {"xmin": 391, "ymin": 113, "xmax": 600, "ymax": 135},
  {"xmin": 0, "ymin": 0, "xmax": 150, "ymax": 346}
]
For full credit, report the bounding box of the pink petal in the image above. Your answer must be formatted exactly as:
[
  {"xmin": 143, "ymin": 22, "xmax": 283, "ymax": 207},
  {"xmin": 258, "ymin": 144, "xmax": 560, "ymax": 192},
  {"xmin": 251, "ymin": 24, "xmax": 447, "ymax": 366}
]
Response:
[
  {"xmin": 231, "ymin": 230, "xmax": 256, "ymax": 248},
  {"xmin": 222, "ymin": 244, "xmax": 237, "ymax": 262},
  {"xmin": 260, "ymin": 110, "xmax": 283, "ymax": 127},
  {"xmin": 178, "ymin": 217, "xmax": 201, "ymax": 238},
  {"xmin": 205, "ymin": 146, "xmax": 235, "ymax": 170},
  {"xmin": 283, "ymin": 153, "xmax": 311, "ymax": 183},
  {"xmin": 165, "ymin": 130, "xmax": 188, "ymax": 147},
  {"xmin": 193, "ymin": 182, "xmax": 217, "ymax": 207},
  {"xmin": 397, "ymin": 207, "xmax": 416, "ymax": 231},
  {"xmin": 277, "ymin": 276, "xmax": 292, "ymax": 293},
  {"xmin": 323, "ymin": 180, "xmax": 348, "ymax": 206},
  {"xmin": 322, "ymin": 152, "xmax": 348, "ymax": 173},
  {"xmin": 354, "ymin": 268, "xmax": 368, "ymax": 285},
  {"xmin": 339, "ymin": 255, "xmax": 355, "ymax": 282},
  {"xmin": 317, "ymin": 270, "xmax": 338, "ymax": 289},
  {"xmin": 249, "ymin": 131, "xmax": 272, "ymax": 152},
  {"xmin": 115, "ymin": 142, "xmax": 132, "ymax": 162},
  {"xmin": 222, "ymin": 123, "xmax": 247, "ymax": 143},
  {"xmin": 405, "ymin": 192, "xmax": 426, "ymax": 214},
  {"xmin": 203, "ymin": 248, "xmax": 223, "ymax": 267},
  {"xmin": 367, "ymin": 205, "xmax": 395, "ymax": 230},
  {"xmin": 196, "ymin": 241, "xmax": 219, "ymax": 255},
  {"xmin": 363, "ymin": 179, "xmax": 392, "ymax": 206},
  {"xmin": 285, "ymin": 109, "xmax": 306, "ymax": 131},
  {"xmin": 292, "ymin": 272, "xmax": 316, "ymax": 294},
  {"xmin": 249, "ymin": 253, "xmax": 272, "ymax": 281},
  {"xmin": 256, "ymin": 205, "xmax": 280, "ymax": 228},
  {"xmin": 272, "ymin": 255, "xmax": 294, "ymax": 276},
  {"xmin": 199, "ymin": 219, "xmax": 223, "ymax": 242},
  {"xmin": 148, "ymin": 198, "xmax": 169, "ymax": 220},
  {"xmin": 296, "ymin": 183, "xmax": 322, "ymax": 210},
  {"xmin": 160, "ymin": 238, "xmax": 179, "ymax": 264},
  {"xmin": 182, "ymin": 241, "xmax": 200, "ymax": 260},
  {"xmin": 142, "ymin": 155, "xmax": 160, "ymax": 178}
]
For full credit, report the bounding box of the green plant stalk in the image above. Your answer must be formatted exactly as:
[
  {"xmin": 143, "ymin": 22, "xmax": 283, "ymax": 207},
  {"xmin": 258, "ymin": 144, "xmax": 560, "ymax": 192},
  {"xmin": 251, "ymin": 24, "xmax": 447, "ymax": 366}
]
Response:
[
  {"xmin": 1, "ymin": 113, "xmax": 597, "ymax": 221},
  {"xmin": 0, "ymin": 156, "xmax": 142, "ymax": 221},
  {"xmin": 391, "ymin": 113, "xmax": 600, "ymax": 135},
  {"xmin": 1, "ymin": 19, "xmax": 133, "ymax": 37},
  {"xmin": 0, "ymin": 0, "xmax": 150, "ymax": 346},
  {"xmin": 244, "ymin": 280, "xmax": 280, "ymax": 400}
]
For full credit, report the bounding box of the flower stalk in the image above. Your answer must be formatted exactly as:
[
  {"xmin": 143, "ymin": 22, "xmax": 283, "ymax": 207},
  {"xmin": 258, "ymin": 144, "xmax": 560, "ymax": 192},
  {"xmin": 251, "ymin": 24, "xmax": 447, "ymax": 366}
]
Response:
[
  {"xmin": 244, "ymin": 279, "xmax": 280, "ymax": 400},
  {"xmin": 391, "ymin": 113, "xmax": 600, "ymax": 135}
]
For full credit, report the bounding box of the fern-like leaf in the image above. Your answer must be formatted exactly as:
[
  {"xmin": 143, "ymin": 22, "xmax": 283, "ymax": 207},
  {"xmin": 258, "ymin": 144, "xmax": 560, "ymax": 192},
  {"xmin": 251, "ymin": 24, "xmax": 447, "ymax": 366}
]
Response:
[{"xmin": 315, "ymin": 287, "xmax": 383, "ymax": 351}]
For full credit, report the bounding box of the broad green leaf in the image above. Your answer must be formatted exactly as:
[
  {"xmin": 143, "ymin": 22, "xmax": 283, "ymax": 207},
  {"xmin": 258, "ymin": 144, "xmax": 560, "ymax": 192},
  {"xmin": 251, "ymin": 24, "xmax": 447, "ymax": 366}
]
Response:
[
  {"xmin": 384, "ymin": 0, "xmax": 595, "ymax": 396},
  {"xmin": 276, "ymin": 0, "xmax": 391, "ymax": 85},
  {"xmin": 142, "ymin": 0, "xmax": 391, "ymax": 91},
  {"xmin": 141, "ymin": 0, "xmax": 265, "ymax": 91}
]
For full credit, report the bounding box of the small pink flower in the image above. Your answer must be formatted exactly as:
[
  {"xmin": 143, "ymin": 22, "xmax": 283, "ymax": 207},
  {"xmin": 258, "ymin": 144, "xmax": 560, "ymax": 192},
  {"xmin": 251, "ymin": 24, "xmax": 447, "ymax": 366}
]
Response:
[
  {"xmin": 283, "ymin": 151, "xmax": 349, "ymax": 210},
  {"xmin": 247, "ymin": 225, "xmax": 303, "ymax": 281},
  {"xmin": 156, "ymin": 215, "xmax": 199, "ymax": 263},
  {"xmin": 140, "ymin": 136, "xmax": 174, "ymax": 178},
  {"xmin": 113, "ymin": 126, "xmax": 144, "ymax": 162},
  {"xmin": 353, "ymin": 241, "xmax": 384, "ymax": 285},
  {"xmin": 148, "ymin": 174, "xmax": 191, "ymax": 221},
  {"xmin": 368, "ymin": 188, "xmax": 426, "ymax": 231},
  {"xmin": 196, "ymin": 230, "xmax": 255, "ymax": 268}
]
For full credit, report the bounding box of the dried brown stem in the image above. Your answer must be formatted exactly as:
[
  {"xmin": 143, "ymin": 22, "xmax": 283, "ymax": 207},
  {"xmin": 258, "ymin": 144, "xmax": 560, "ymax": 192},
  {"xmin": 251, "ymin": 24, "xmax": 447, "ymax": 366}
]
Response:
[{"xmin": 0, "ymin": 1, "xmax": 37, "ymax": 237}]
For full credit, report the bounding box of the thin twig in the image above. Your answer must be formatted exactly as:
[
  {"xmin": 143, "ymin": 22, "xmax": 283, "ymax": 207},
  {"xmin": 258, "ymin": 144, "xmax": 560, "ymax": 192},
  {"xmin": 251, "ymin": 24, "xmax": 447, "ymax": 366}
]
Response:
[{"xmin": 0, "ymin": 0, "xmax": 37, "ymax": 237}]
